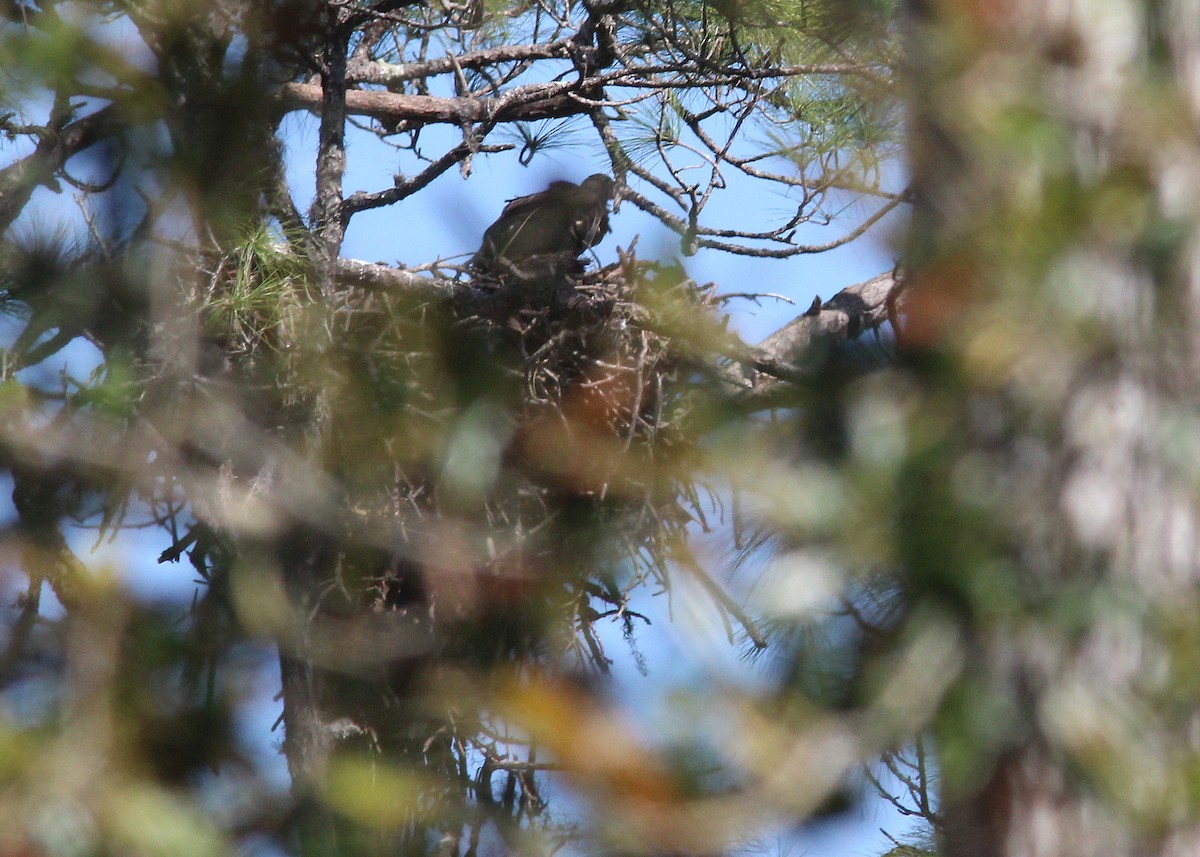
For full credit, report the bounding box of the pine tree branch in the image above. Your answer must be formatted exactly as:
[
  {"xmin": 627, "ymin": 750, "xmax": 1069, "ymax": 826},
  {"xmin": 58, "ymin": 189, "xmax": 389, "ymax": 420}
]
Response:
[
  {"xmin": 332, "ymin": 258, "xmax": 907, "ymax": 398},
  {"xmin": 309, "ymin": 10, "xmax": 353, "ymax": 293},
  {"xmin": 280, "ymin": 75, "xmax": 613, "ymax": 126},
  {"xmin": 346, "ymin": 41, "xmax": 575, "ymax": 87},
  {"xmin": 0, "ymin": 105, "xmax": 121, "ymax": 235},
  {"xmin": 753, "ymin": 269, "xmax": 903, "ymax": 366}
]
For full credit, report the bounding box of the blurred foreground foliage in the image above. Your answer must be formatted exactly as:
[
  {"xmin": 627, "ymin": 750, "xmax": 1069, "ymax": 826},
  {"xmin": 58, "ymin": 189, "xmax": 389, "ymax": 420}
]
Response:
[{"xmin": 11, "ymin": 1, "xmax": 1200, "ymax": 857}]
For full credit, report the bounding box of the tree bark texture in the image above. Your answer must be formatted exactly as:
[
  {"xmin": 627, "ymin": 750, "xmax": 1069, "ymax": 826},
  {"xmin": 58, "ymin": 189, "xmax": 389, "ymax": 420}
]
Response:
[{"xmin": 905, "ymin": 2, "xmax": 1200, "ymax": 855}]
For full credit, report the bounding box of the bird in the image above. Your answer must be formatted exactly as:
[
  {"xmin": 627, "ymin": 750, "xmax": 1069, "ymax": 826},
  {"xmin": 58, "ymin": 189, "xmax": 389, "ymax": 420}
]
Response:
[{"xmin": 470, "ymin": 174, "xmax": 616, "ymax": 276}]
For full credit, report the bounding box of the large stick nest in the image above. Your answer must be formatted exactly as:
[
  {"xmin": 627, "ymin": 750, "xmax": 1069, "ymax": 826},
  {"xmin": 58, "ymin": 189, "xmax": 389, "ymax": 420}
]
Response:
[{"xmin": 196, "ymin": 240, "xmax": 729, "ymax": 670}]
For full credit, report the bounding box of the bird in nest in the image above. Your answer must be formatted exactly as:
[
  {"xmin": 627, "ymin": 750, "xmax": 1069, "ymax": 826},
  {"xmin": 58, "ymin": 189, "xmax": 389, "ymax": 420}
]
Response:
[{"xmin": 470, "ymin": 174, "xmax": 616, "ymax": 276}]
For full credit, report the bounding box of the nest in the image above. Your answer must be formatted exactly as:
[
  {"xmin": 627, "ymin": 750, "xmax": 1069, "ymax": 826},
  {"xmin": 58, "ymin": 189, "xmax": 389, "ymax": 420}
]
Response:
[
  {"xmin": 163, "ymin": 243, "xmax": 743, "ymax": 842},
  {"xmin": 193, "ymin": 239, "xmax": 727, "ymax": 672}
]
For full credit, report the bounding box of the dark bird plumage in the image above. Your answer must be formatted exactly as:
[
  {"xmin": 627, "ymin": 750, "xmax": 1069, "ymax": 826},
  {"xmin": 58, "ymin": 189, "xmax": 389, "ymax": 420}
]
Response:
[{"xmin": 471, "ymin": 174, "xmax": 616, "ymax": 275}]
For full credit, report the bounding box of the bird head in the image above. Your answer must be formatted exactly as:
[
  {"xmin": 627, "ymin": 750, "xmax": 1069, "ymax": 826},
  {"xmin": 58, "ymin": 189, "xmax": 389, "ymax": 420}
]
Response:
[{"xmin": 581, "ymin": 173, "xmax": 616, "ymax": 201}]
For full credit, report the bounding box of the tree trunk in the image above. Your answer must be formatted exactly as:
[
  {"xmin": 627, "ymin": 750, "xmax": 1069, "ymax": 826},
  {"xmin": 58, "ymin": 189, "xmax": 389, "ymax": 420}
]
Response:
[{"xmin": 905, "ymin": 1, "xmax": 1200, "ymax": 855}]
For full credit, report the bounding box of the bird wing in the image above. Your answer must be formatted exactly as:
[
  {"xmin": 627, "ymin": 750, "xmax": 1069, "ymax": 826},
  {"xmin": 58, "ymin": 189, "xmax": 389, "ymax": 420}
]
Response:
[
  {"xmin": 471, "ymin": 179, "xmax": 612, "ymax": 273},
  {"xmin": 473, "ymin": 182, "xmax": 578, "ymax": 269},
  {"xmin": 496, "ymin": 180, "xmax": 575, "ymax": 218}
]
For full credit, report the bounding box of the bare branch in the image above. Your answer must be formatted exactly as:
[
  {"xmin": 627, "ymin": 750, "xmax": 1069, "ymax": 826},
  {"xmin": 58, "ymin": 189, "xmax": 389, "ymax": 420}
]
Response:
[
  {"xmin": 341, "ymin": 140, "xmax": 512, "ymax": 221},
  {"xmin": 0, "ymin": 105, "xmax": 121, "ymax": 235},
  {"xmin": 740, "ymin": 269, "xmax": 904, "ymax": 391},
  {"xmin": 333, "ymin": 257, "xmax": 464, "ymax": 300},
  {"xmin": 693, "ymin": 194, "xmax": 906, "ymax": 257},
  {"xmin": 347, "ymin": 41, "xmax": 575, "ymax": 87},
  {"xmin": 280, "ymin": 74, "xmax": 619, "ymax": 126},
  {"xmin": 310, "ymin": 10, "xmax": 353, "ymax": 286}
]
